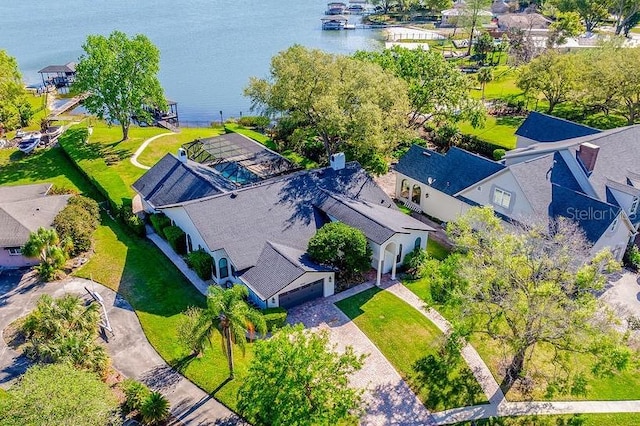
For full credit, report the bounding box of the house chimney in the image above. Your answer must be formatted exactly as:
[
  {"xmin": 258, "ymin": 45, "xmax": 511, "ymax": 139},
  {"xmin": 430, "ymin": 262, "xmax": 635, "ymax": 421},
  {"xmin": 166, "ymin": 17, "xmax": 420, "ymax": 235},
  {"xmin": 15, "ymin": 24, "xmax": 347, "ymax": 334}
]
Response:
[
  {"xmin": 330, "ymin": 152, "xmax": 346, "ymax": 171},
  {"xmin": 576, "ymin": 143, "xmax": 599, "ymax": 174},
  {"xmin": 177, "ymin": 147, "xmax": 188, "ymax": 164}
]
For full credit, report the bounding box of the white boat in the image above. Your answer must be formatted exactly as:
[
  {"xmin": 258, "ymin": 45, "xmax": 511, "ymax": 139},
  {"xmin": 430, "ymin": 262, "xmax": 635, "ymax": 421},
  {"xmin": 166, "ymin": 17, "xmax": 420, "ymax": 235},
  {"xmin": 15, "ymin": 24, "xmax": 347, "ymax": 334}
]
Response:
[{"xmin": 18, "ymin": 132, "xmax": 42, "ymax": 154}]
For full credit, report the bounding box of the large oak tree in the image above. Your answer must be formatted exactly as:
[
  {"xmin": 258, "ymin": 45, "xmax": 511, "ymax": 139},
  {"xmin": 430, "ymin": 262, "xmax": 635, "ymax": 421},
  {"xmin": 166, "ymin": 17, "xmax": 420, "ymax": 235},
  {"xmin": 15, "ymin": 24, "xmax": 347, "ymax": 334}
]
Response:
[
  {"xmin": 0, "ymin": 50, "xmax": 31, "ymax": 131},
  {"xmin": 73, "ymin": 30, "xmax": 166, "ymax": 140}
]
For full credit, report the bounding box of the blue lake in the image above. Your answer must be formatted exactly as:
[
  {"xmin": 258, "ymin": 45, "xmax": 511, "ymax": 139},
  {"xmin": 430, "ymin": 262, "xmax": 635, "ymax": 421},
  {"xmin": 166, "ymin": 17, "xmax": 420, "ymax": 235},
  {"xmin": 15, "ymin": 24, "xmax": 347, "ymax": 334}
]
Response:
[{"xmin": 0, "ymin": 0, "xmax": 384, "ymax": 122}]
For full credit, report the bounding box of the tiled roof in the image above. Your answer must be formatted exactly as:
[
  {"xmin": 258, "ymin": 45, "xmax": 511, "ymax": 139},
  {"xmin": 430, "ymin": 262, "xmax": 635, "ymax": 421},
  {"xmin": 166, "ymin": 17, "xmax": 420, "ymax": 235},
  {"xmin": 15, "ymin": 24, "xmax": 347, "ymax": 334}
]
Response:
[
  {"xmin": 515, "ymin": 111, "xmax": 601, "ymax": 143},
  {"xmin": 396, "ymin": 145, "xmax": 505, "ymax": 196}
]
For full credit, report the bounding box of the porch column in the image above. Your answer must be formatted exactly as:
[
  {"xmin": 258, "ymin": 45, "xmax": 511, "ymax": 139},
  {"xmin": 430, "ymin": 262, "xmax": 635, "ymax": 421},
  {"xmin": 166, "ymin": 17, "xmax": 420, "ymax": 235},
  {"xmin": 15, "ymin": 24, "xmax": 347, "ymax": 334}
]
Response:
[
  {"xmin": 391, "ymin": 249, "xmax": 397, "ymax": 281},
  {"xmin": 376, "ymin": 256, "xmax": 382, "ymax": 286}
]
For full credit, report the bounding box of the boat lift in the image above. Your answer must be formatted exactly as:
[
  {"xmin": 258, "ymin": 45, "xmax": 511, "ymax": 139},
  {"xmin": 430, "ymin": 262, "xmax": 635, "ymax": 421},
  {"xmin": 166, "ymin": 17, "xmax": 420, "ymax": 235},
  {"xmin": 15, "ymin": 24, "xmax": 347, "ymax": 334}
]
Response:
[{"xmin": 85, "ymin": 286, "xmax": 114, "ymax": 336}]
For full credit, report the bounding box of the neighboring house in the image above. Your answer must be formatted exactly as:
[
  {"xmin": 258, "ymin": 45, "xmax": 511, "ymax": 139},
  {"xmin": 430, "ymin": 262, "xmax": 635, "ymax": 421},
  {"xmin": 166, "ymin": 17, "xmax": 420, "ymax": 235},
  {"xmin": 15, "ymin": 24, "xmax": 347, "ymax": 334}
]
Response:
[
  {"xmin": 496, "ymin": 13, "xmax": 551, "ymax": 32},
  {"xmin": 441, "ymin": 1, "xmax": 493, "ymax": 27},
  {"xmin": 395, "ymin": 116, "xmax": 640, "ymax": 261},
  {"xmin": 134, "ymin": 144, "xmax": 432, "ymax": 309},
  {"xmin": 515, "ymin": 111, "xmax": 601, "ymax": 149},
  {"xmin": 0, "ymin": 183, "xmax": 71, "ymax": 268},
  {"xmin": 395, "ymin": 145, "xmax": 505, "ymax": 222}
]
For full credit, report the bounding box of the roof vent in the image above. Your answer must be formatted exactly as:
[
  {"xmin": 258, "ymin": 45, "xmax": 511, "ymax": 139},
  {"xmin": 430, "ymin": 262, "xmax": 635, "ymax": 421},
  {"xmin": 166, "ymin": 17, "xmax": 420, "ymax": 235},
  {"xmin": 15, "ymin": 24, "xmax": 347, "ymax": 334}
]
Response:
[
  {"xmin": 576, "ymin": 142, "xmax": 599, "ymax": 175},
  {"xmin": 330, "ymin": 152, "xmax": 346, "ymax": 171},
  {"xmin": 177, "ymin": 147, "xmax": 188, "ymax": 164},
  {"xmin": 422, "ymin": 151, "xmax": 431, "ymax": 157},
  {"xmin": 230, "ymin": 192, "xmax": 237, "ymax": 199}
]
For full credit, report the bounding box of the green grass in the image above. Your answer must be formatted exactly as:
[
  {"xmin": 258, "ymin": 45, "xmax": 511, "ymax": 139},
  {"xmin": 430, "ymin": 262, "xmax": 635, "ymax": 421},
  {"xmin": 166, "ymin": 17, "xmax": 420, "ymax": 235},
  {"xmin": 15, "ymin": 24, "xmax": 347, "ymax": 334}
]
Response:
[
  {"xmin": 335, "ymin": 287, "xmax": 486, "ymax": 411},
  {"xmin": 427, "ymin": 238, "xmax": 450, "ymax": 261},
  {"xmin": 0, "ymin": 146, "xmax": 99, "ymax": 197},
  {"xmin": 455, "ymin": 413, "xmax": 640, "ymax": 426},
  {"xmin": 225, "ymin": 123, "xmax": 319, "ymax": 169},
  {"xmin": 135, "ymin": 127, "xmax": 225, "ymax": 167},
  {"xmin": 458, "ymin": 115, "xmax": 523, "ymax": 150},
  {"xmin": 75, "ymin": 214, "xmax": 253, "ymax": 410}
]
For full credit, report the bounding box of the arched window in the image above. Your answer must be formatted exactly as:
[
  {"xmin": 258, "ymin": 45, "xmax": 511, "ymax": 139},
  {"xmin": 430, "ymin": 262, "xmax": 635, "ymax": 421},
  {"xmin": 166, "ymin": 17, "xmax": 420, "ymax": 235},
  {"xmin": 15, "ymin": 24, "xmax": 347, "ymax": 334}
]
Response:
[
  {"xmin": 187, "ymin": 234, "xmax": 193, "ymax": 253},
  {"xmin": 414, "ymin": 237, "xmax": 422, "ymax": 251},
  {"xmin": 396, "ymin": 244, "xmax": 403, "ymax": 263},
  {"xmin": 400, "ymin": 179, "xmax": 410, "ymax": 199},
  {"xmin": 411, "ymin": 185, "xmax": 421, "ymax": 204},
  {"xmin": 219, "ymin": 258, "xmax": 229, "ymax": 279}
]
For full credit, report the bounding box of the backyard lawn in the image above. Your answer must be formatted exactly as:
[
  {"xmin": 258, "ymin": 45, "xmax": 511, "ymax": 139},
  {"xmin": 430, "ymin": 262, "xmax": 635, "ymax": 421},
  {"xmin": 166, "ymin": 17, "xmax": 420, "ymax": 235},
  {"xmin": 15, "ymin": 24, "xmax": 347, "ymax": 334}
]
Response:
[
  {"xmin": 336, "ymin": 287, "xmax": 486, "ymax": 411},
  {"xmin": 426, "ymin": 238, "xmax": 450, "ymax": 261},
  {"xmin": 457, "ymin": 115, "xmax": 523, "ymax": 150},
  {"xmin": 135, "ymin": 127, "xmax": 225, "ymax": 167}
]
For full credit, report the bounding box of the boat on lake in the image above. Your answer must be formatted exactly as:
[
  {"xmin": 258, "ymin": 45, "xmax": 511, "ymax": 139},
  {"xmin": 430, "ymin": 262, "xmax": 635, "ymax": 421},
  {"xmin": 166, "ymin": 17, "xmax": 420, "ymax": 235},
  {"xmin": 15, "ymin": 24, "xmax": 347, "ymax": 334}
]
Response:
[
  {"xmin": 325, "ymin": 2, "xmax": 347, "ymax": 15},
  {"xmin": 321, "ymin": 15, "xmax": 349, "ymax": 29},
  {"xmin": 17, "ymin": 132, "xmax": 42, "ymax": 154}
]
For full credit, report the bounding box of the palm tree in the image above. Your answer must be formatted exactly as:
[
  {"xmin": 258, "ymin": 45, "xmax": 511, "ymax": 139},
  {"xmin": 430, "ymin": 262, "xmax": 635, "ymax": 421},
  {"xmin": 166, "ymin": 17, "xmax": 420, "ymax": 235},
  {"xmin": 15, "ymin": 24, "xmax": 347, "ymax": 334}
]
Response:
[
  {"xmin": 185, "ymin": 285, "xmax": 266, "ymax": 378},
  {"xmin": 140, "ymin": 391, "xmax": 170, "ymax": 425},
  {"xmin": 477, "ymin": 67, "xmax": 494, "ymax": 100},
  {"xmin": 21, "ymin": 227, "xmax": 68, "ymax": 281}
]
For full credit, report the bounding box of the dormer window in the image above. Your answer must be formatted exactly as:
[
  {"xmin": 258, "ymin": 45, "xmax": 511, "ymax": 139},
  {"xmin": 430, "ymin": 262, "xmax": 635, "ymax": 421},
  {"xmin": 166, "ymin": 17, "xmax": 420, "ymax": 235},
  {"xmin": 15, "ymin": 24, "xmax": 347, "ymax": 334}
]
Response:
[
  {"xmin": 492, "ymin": 188, "xmax": 512, "ymax": 209},
  {"xmin": 631, "ymin": 197, "xmax": 639, "ymax": 215}
]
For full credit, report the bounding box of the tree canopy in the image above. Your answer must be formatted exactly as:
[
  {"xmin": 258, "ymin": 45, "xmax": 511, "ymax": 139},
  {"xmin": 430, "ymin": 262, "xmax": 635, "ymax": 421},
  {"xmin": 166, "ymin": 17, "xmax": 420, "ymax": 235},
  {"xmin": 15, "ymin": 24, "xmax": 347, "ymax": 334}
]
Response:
[
  {"xmin": 355, "ymin": 46, "xmax": 484, "ymax": 130},
  {"xmin": 73, "ymin": 30, "xmax": 166, "ymax": 140},
  {"xmin": 244, "ymin": 45, "xmax": 413, "ymax": 174},
  {"xmin": 446, "ymin": 207, "xmax": 624, "ymax": 390},
  {"xmin": 0, "ymin": 50, "xmax": 31, "ymax": 131},
  {"xmin": 0, "ymin": 364, "xmax": 119, "ymax": 426},
  {"xmin": 552, "ymin": 0, "xmax": 612, "ymax": 32},
  {"xmin": 237, "ymin": 324, "xmax": 365, "ymax": 426},
  {"xmin": 307, "ymin": 221, "xmax": 372, "ymax": 282}
]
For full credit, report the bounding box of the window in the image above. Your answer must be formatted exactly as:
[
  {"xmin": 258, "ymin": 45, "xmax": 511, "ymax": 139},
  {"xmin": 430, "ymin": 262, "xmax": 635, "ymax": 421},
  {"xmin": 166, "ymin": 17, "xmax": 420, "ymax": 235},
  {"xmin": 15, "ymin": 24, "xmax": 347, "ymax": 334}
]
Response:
[
  {"xmin": 610, "ymin": 217, "xmax": 619, "ymax": 232},
  {"xmin": 631, "ymin": 197, "xmax": 639, "ymax": 215},
  {"xmin": 400, "ymin": 179, "xmax": 410, "ymax": 199},
  {"xmin": 414, "ymin": 237, "xmax": 422, "ymax": 251},
  {"xmin": 7, "ymin": 247, "xmax": 21, "ymax": 256},
  {"xmin": 411, "ymin": 185, "xmax": 421, "ymax": 204},
  {"xmin": 219, "ymin": 258, "xmax": 229, "ymax": 279},
  {"xmin": 492, "ymin": 188, "xmax": 512, "ymax": 209},
  {"xmin": 396, "ymin": 244, "xmax": 403, "ymax": 263}
]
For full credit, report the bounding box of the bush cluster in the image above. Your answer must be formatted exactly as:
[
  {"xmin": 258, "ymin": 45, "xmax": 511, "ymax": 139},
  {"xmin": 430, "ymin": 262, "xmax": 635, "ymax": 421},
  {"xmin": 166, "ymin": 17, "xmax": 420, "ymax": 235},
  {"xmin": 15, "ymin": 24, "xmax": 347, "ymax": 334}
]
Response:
[
  {"xmin": 164, "ymin": 226, "xmax": 186, "ymax": 254},
  {"xmin": 624, "ymin": 244, "xmax": 640, "ymax": 271},
  {"xmin": 237, "ymin": 115, "xmax": 270, "ymax": 129},
  {"xmin": 149, "ymin": 213, "xmax": 171, "ymax": 239},
  {"xmin": 53, "ymin": 195, "xmax": 100, "ymax": 256},
  {"xmin": 261, "ymin": 307, "xmax": 288, "ymax": 332},
  {"xmin": 121, "ymin": 378, "xmax": 170, "ymax": 425},
  {"xmin": 186, "ymin": 249, "xmax": 213, "ymax": 280}
]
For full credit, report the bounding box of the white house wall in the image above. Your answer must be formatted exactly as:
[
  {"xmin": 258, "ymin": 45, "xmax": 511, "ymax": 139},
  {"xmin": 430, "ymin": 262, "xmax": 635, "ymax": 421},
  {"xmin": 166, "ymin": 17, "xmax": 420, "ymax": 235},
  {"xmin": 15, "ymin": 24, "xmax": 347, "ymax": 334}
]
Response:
[
  {"xmin": 458, "ymin": 170, "xmax": 535, "ymax": 220},
  {"xmin": 515, "ymin": 136, "xmax": 538, "ymax": 149},
  {"xmin": 370, "ymin": 231, "xmax": 429, "ymax": 273},
  {"xmin": 395, "ymin": 172, "xmax": 469, "ymax": 223},
  {"xmin": 592, "ymin": 212, "xmax": 635, "ymax": 261}
]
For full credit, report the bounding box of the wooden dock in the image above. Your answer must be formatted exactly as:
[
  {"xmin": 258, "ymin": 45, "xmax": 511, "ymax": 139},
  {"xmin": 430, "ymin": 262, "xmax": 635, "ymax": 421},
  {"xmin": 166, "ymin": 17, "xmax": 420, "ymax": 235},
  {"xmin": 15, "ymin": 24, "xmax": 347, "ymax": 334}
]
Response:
[
  {"xmin": 48, "ymin": 93, "xmax": 88, "ymax": 117},
  {"xmin": 157, "ymin": 119, "xmax": 180, "ymax": 133}
]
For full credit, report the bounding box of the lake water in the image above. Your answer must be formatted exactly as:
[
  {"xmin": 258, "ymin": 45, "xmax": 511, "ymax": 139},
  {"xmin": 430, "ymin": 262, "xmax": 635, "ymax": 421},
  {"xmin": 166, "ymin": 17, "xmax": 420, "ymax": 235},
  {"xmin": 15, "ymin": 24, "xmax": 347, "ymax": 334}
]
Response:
[{"xmin": 0, "ymin": 0, "xmax": 384, "ymax": 122}]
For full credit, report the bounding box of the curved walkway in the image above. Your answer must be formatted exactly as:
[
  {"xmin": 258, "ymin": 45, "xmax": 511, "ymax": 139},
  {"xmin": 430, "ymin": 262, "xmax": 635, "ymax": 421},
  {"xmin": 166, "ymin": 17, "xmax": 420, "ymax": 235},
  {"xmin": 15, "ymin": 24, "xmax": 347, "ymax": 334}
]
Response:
[
  {"xmin": 0, "ymin": 272, "xmax": 242, "ymax": 425},
  {"xmin": 130, "ymin": 132, "xmax": 174, "ymax": 170}
]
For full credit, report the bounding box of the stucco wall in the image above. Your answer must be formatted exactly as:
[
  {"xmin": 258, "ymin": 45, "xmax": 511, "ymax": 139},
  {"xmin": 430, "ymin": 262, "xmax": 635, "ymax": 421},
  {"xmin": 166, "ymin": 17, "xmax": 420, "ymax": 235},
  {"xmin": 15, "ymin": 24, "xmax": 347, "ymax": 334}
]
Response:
[
  {"xmin": 269, "ymin": 271, "xmax": 334, "ymax": 308},
  {"xmin": 515, "ymin": 136, "xmax": 538, "ymax": 149},
  {"xmin": 0, "ymin": 249, "xmax": 38, "ymax": 268},
  {"xmin": 592, "ymin": 213, "xmax": 635, "ymax": 261}
]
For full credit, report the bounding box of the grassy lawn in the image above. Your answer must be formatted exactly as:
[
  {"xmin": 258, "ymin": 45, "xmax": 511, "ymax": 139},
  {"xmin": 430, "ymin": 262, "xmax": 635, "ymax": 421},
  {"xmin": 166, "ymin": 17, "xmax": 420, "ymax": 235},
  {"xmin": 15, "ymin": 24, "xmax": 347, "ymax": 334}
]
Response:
[
  {"xmin": 455, "ymin": 413, "xmax": 640, "ymax": 426},
  {"xmin": 335, "ymin": 287, "xmax": 486, "ymax": 411},
  {"xmin": 75, "ymin": 215, "xmax": 253, "ymax": 410},
  {"xmin": 403, "ymin": 276, "xmax": 640, "ymax": 402},
  {"xmin": 135, "ymin": 127, "xmax": 225, "ymax": 167},
  {"xmin": 458, "ymin": 115, "xmax": 523, "ymax": 150},
  {"xmin": 225, "ymin": 123, "xmax": 318, "ymax": 169},
  {"xmin": 427, "ymin": 238, "xmax": 450, "ymax": 261}
]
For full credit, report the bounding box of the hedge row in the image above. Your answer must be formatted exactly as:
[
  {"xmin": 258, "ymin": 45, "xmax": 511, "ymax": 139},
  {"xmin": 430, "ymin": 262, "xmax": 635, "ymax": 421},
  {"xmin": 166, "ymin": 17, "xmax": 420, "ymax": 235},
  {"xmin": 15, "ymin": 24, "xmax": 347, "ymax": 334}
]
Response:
[
  {"xmin": 261, "ymin": 308, "xmax": 288, "ymax": 332},
  {"xmin": 58, "ymin": 128, "xmax": 144, "ymax": 236}
]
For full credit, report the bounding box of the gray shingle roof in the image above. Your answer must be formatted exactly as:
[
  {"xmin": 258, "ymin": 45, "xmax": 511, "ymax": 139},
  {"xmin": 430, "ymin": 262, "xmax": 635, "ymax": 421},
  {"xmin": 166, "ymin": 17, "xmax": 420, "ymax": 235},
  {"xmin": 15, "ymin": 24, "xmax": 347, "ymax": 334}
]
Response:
[
  {"xmin": 0, "ymin": 190, "xmax": 71, "ymax": 247},
  {"xmin": 515, "ymin": 112, "xmax": 601, "ymax": 143},
  {"xmin": 38, "ymin": 63, "xmax": 76, "ymax": 74},
  {"xmin": 318, "ymin": 194, "xmax": 433, "ymax": 245},
  {"xmin": 180, "ymin": 162, "xmax": 398, "ymax": 270},
  {"xmin": 0, "ymin": 183, "xmax": 52, "ymax": 203},
  {"xmin": 396, "ymin": 145, "xmax": 505, "ymax": 196},
  {"xmin": 132, "ymin": 154, "xmax": 232, "ymax": 208},
  {"xmin": 240, "ymin": 242, "xmax": 332, "ymax": 299}
]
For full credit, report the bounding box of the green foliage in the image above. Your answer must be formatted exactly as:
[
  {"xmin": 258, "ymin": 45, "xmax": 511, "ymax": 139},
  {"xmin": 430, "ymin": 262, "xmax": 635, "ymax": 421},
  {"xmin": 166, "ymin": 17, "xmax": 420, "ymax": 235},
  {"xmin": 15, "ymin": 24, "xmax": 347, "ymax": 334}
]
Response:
[
  {"xmin": 548, "ymin": 11, "xmax": 583, "ymax": 46},
  {"xmin": 237, "ymin": 324, "xmax": 365, "ymax": 426},
  {"xmin": 149, "ymin": 213, "xmax": 171, "ymax": 239},
  {"xmin": 492, "ymin": 148, "xmax": 506, "ymax": 160},
  {"xmin": 123, "ymin": 209, "xmax": 146, "ymax": 237},
  {"xmin": 54, "ymin": 195, "xmax": 100, "ymax": 256},
  {"xmin": 623, "ymin": 244, "xmax": 640, "ymax": 270},
  {"xmin": 554, "ymin": 0, "xmax": 612, "ymax": 32},
  {"xmin": 21, "ymin": 227, "xmax": 67, "ymax": 281},
  {"xmin": 245, "ymin": 45, "xmax": 414, "ymax": 174},
  {"xmin": 0, "ymin": 50, "xmax": 30, "ymax": 131},
  {"xmin": 73, "ymin": 30, "xmax": 166, "ymax": 140},
  {"xmin": 140, "ymin": 391, "xmax": 170, "ymax": 425},
  {"xmin": 179, "ymin": 286, "xmax": 266, "ymax": 378},
  {"xmin": 186, "ymin": 249, "xmax": 213, "ymax": 280},
  {"xmin": 163, "ymin": 225, "xmax": 186, "ymax": 254},
  {"xmin": 261, "ymin": 307, "xmax": 288, "ymax": 332},
  {"xmin": 121, "ymin": 378, "xmax": 151, "ymax": 413},
  {"xmin": 0, "ymin": 364, "xmax": 119, "ymax": 426},
  {"xmin": 237, "ymin": 115, "xmax": 270, "ymax": 129},
  {"xmin": 474, "ymin": 32, "xmax": 494, "ymax": 62},
  {"xmin": 21, "ymin": 294, "xmax": 109, "ymax": 376},
  {"xmin": 403, "ymin": 248, "xmax": 431, "ymax": 279},
  {"xmin": 307, "ymin": 222, "xmax": 372, "ymax": 282}
]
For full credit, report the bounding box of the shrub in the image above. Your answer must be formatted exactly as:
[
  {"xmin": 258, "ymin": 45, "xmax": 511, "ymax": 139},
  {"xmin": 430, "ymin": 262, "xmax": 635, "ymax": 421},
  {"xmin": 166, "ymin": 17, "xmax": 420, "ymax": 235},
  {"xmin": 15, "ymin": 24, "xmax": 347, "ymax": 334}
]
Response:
[
  {"xmin": 186, "ymin": 249, "xmax": 213, "ymax": 280},
  {"xmin": 140, "ymin": 391, "xmax": 170, "ymax": 425},
  {"xmin": 493, "ymin": 148, "xmax": 506, "ymax": 161},
  {"xmin": 623, "ymin": 244, "xmax": 640, "ymax": 271},
  {"xmin": 121, "ymin": 378, "xmax": 151, "ymax": 413},
  {"xmin": 164, "ymin": 225, "xmax": 186, "ymax": 254},
  {"xmin": 403, "ymin": 248, "xmax": 430, "ymax": 279},
  {"xmin": 123, "ymin": 210, "xmax": 146, "ymax": 237},
  {"xmin": 149, "ymin": 214, "xmax": 171, "ymax": 239},
  {"xmin": 53, "ymin": 196, "xmax": 101, "ymax": 256},
  {"xmin": 262, "ymin": 308, "xmax": 288, "ymax": 332},
  {"xmin": 237, "ymin": 115, "xmax": 270, "ymax": 129}
]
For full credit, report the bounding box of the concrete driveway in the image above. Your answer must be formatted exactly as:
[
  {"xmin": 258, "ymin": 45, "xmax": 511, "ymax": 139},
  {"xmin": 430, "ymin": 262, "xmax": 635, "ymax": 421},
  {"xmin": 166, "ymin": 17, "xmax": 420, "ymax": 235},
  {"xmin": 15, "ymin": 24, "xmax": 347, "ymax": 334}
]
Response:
[
  {"xmin": 601, "ymin": 270, "xmax": 640, "ymax": 322},
  {"xmin": 0, "ymin": 271, "xmax": 242, "ymax": 425}
]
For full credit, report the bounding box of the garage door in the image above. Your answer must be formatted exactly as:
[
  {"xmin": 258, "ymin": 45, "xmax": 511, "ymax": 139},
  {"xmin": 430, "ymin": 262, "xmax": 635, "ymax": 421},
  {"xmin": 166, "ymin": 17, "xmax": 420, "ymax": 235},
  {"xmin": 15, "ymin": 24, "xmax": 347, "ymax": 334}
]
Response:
[{"xmin": 279, "ymin": 279, "xmax": 324, "ymax": 309}]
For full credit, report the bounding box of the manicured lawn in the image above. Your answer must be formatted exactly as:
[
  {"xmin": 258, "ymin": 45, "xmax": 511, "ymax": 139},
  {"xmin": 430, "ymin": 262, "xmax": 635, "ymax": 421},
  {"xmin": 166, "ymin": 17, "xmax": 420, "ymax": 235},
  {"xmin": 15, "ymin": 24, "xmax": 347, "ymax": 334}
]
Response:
[
  {"xmin": 75, "ymin": 215, "xmax": 253, "ymax": 410},
  {"xmin": 455, "ymin": 413, "xmax": 640, "ymax": 425},
  {"xmin": 135, "ymin": 127, "xmax": 225, "ymax": 167},
  {"xmin": 336, "ymin": 287, "xmax": 486, "ymax": 411},
  {"xmin": 403, "ymin": 276, "xmax": 640, "ymax": 403},
  {"xmin": 470, "ymin": 67, "xmax": 523, "ymax": 101},
  {"xmin": 0, "ymin": 146, "xmax": 99, "ymax": 198},
  {"xmin": 458, "ymin": 115, "xmax": 523, "ymax": 150}
]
